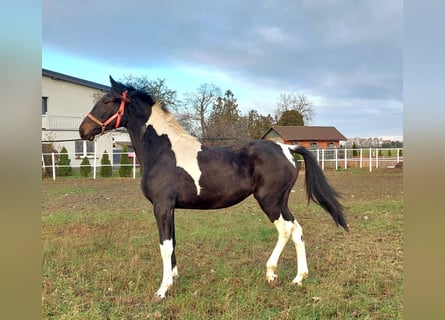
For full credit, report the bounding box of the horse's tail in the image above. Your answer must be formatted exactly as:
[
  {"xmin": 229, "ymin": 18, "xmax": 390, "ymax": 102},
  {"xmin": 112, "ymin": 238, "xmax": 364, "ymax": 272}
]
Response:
[{"xmin": 290, "ymin": 146, "xmax": 349, "ymax": 232}]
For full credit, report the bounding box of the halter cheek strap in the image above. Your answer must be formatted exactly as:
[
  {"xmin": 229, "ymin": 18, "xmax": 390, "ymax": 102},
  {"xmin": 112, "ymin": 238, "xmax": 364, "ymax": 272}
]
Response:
[{"xmin": 87, "ymin": 90, "xmax": 128, "ymax": 135}]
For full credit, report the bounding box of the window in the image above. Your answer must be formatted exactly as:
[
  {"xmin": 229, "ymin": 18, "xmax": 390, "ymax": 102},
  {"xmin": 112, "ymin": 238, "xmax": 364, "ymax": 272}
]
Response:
[
  {"xmin": 42, "ymin": 96, "xmax": 48, "ymax": 114},
  {"xmin": 75, "ymin": 140, "xmax": 94, "ymax": 158},
  {"xmin": 310, "ymin": 142, "xmax": 318, "ymax": 149}
]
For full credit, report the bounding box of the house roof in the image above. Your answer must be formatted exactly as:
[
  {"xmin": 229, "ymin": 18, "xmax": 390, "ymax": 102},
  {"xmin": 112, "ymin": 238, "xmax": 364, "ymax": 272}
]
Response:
[
  {"xmin": 262, "ymin": 125, "xmax": 347, "ymax": 141},
  {"xmin": 42, "ymin": 69, "xmax": 110, "ymax": 92}
]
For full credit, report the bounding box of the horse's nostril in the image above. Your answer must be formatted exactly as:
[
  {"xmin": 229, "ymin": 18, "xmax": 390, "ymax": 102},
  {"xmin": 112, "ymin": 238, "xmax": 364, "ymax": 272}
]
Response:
[{"xmin": 79, "ymin": 126, "xmax": 86, "ymax": 139}]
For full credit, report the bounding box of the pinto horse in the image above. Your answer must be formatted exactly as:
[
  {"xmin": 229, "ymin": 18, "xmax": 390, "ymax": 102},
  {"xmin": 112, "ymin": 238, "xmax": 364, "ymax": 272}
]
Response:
[{"xmin": 79, "ymin": 77, "xmax": 348, "ymax": 303}]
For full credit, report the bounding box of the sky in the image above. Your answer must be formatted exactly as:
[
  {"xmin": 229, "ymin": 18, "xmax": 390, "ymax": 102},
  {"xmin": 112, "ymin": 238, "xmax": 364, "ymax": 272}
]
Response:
[{"xmin": 42, "ymin": 0, "xmax": 403, "ymax": 140}]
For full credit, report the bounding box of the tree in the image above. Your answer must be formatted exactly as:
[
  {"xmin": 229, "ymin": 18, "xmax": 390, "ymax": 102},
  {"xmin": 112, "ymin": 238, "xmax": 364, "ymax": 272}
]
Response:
[
  {"xmin": 205, "ymin": 90, "xmax": 247, "ymax": 146},
  {"xmin": 352, "ymin": 142, "xmax": 358, "ymax": 157},
  {"xmin": 276, "ymin": 109, "xmax": 304, "ymax": 126},
  {"xmin": 119, "ymin": 146, "xmax": 132, "ymax": 177},
  {"xmin": 275, "ymin": 93, "xmax": 314, "ymax": 124},
  {"xmin": 183, "ymin": 83, "xmax": 222, "ymax": 139},
  {"xmin": 79, "ymin": 157, "xmax": 92, "ymax": 177},
  {"xmin": 121, "ymin": 75, "xmax": 201, "ymax": 137},
  {"xmin": 57, "ymin": 146, "xmax": 73, "ymax": 176},
  {"xmin": 100, "ymin": 150, "xmax": 113, "ymax": 177},
  {"xmin": 246, "ymin": 110, "xmax": 274, "ymax": 140},
  {"xmin": 121, "ymin": 75, "xmax": 179, "ymax": 110}
]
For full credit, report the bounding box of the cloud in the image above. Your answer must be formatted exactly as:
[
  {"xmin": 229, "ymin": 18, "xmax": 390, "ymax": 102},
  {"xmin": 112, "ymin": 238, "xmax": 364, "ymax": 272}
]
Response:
[{"xmin": 42, "ymin": 0, "xmax": 403, "ymax": 137}]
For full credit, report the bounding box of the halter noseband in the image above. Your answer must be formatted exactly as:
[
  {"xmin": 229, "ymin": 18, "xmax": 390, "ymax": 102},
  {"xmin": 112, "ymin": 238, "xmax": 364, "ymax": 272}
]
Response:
[{"xmin": 87, "ymin": 90, "xmax": 129, "ymax": 135}]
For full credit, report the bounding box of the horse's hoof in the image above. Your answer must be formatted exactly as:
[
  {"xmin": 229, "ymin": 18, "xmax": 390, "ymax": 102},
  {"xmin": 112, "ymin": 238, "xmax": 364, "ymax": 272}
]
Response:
[
  {"xmin": 267, "ymin": 278, "xmax": 279, "ymax": 288},
  {"xmin": 291, "ymin": 272, "xmax": 308, "ymax": 286},
  {"xmin": 150, "ymin": 294, "xmax": 165, "ymax": 304}
]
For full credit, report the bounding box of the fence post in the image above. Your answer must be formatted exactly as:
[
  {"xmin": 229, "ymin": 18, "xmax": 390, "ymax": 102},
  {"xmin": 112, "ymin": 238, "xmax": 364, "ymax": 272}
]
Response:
[
  {"xmin": 369, "ymin": 147, "xmax": 372, "ymax": 172},
  {"xmin": 397, "ymin": 148, "xmax": 400, "ymax": 163},
  {"xmin": 376, "ymin": 148, "xmax": 379, "ymax": 169},
  {"xmin": 93, "ymin": 140, "xmax": 97, "ymax": 179},
  {"xmin": 51, "ymin": 152, "xmax": 56, "ymax": 181},
  {"xmin": 344, "ymin": 148, "xmax": 347, "ymax": 170},
  {"xmin": 335, "ymin": 148, "xmax": 338, "ymax": 170},
  {"xmin": 321, "ymin": 148, "xmax": 325, "ymax": 170},
  {"xmin": 42, "ymin": 154, "xmax": 46, "ymax": 171},
  {"xmin": 132, "ymin": 152, "xmax": 136, "ymax": 179},
  {"xmin": 360, "ymin": 148, "xmax": 363, "ymax": 169}
]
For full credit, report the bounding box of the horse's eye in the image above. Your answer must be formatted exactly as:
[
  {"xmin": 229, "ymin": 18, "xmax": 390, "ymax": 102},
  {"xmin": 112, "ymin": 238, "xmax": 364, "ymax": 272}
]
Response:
[{"xmin": 103, "ymin": 97, "xmax": 116, "ymax": 104}]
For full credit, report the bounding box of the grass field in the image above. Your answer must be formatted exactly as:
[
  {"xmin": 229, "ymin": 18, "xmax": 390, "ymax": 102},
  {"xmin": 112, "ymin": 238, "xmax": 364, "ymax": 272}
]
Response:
[{"xmin": 42, "ymin": 169, "xmax": 403, "ymax": 319}]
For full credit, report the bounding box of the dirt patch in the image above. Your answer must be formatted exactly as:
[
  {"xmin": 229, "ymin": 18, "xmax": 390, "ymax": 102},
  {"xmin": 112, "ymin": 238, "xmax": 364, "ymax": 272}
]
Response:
[{"xmin": 42, "ymin": 169, "xmax": 403, "ymax": 216}]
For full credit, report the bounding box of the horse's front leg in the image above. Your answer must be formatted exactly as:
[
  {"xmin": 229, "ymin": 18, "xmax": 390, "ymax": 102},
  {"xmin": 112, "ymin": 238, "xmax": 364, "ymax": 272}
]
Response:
[{"xmin": 151, "ymin": 204, "xmax": 176, "ymax": 303}]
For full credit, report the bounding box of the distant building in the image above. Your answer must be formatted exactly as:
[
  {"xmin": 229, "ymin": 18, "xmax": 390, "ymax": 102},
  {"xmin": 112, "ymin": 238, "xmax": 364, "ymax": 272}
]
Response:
[{"xmin": 261, "ymin": 125, "xmax": 347, "ymax": 149}]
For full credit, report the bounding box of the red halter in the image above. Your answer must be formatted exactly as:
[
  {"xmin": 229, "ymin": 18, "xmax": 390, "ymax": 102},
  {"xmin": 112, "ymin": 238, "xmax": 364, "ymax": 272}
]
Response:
[{"xmin": 87, "ymin": 90, "xmax": 128, "ymax": 135}]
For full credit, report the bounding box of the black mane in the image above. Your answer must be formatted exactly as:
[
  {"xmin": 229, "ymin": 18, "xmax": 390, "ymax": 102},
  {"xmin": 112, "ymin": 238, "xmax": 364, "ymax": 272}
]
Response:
[{"xmin": 114, "ymin": 80, "xmax": 170, "ymax": 114}]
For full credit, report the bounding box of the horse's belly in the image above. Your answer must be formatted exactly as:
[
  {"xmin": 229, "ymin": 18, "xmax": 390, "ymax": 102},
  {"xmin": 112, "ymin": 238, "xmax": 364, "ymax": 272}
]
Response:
[{"xmin": 176, "ymin": 182, "xmax": 252, "ymax": 210}]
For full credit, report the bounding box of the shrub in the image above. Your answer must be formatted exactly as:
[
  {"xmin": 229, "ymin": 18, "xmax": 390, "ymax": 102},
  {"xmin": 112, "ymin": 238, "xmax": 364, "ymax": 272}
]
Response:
[
  {"xmin": 57, "ymin": 146, "xmax": 73, "ymax": 176},
  {"xmin": 352, "ymin": 143, "xmax": 358, "ymax": 157},
  {"xmin": 79, "ymin": 157, "xmax": 92, "ymax": 177},
  {"xmin": 118, "ymin": 146, "xmax": 132, "ymax": 177},
  {"xmin": 100, "ymin": 150, "xmax": 113, "ymax": 177}
]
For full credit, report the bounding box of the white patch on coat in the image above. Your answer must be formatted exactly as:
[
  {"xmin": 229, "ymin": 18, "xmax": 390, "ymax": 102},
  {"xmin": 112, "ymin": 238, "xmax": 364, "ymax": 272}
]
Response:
[
  {"xmin": 155, "ymin": 239, "xmax": 174, "ymax": 299},
  {"xmin": 276, "ymin": 143, "xmax": 298, "ymax": 168},
  {"xmin": 147, "ymin": 102, "xmax": 202, "ymax": 195}
]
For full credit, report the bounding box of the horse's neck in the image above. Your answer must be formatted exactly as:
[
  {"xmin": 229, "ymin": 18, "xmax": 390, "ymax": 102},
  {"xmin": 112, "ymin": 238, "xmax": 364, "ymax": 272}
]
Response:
[{"xmin": 127, "ymin": 103, "xmax": 202, "ymax": 176}]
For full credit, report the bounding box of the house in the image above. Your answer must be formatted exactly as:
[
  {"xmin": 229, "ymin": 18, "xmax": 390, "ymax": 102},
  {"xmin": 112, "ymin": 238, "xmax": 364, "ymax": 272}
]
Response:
[
  {"xmin": 42, "ymin": 69, "xmax": 129, "ymax": 167},
  {"xmin": 261, "ymin": 125, "xmax": 347, "ymax": 149}
]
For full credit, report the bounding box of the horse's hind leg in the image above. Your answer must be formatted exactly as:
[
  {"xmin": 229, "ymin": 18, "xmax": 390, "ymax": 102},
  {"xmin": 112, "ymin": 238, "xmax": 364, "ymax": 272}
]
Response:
[
  {"xmin": 255, "ymin": 186, "xmax": 309, "ymax": 287},
  {"xmin": 266, "ymin": 214, "xmax": 294, "ymax": 287},
  {"xmin": 289, "ymin": 217, "xmax": 308, "ymax": 285},
  {"xmin": 267, "ymin": 209, "xmax": 309, "ymax": 287}
]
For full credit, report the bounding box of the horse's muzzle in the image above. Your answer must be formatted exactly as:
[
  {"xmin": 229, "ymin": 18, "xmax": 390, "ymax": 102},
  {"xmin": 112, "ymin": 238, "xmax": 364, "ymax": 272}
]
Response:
[{"xmin": 79, "ymin": 122, "xmax": 96, "ymax": 141}]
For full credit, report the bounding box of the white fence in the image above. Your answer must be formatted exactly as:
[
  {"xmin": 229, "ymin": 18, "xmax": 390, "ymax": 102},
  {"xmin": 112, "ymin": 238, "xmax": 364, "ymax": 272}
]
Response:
[
  {"xmin": 42, "ymin": 147, "xmax": 403, "ymax": 180},
  {"xmin": 304, "ymin": 147, "xmax": 403, "ymax": 171}
]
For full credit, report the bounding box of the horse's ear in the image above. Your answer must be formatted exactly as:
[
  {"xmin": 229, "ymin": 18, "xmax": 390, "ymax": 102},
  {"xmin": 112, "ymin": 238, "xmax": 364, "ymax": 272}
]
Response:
[
  {"xmin": 109, "ymin": 76, "xmax": 118, "ymax": 88},
  {"xmin": 109, "ymin": 76, "xmax": 124, "ymax": 96}
]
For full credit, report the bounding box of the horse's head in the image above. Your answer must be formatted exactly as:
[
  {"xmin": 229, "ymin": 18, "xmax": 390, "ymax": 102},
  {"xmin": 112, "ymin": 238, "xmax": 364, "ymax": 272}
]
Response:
[{"xmin": 79, "ymin": 76, "xmax": 132, "ymax": 140}]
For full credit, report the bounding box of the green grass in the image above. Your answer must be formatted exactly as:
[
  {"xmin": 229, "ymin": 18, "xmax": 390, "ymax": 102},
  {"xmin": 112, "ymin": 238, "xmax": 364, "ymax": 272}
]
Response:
[{"xmin": 42, "ymin": 169, "xmax": 403, "ymax": 319}]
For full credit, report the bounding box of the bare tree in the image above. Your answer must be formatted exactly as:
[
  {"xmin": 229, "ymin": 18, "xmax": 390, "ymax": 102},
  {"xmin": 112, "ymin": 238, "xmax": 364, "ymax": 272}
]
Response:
[
  {"xmin": 183, "ymin": 84, "xmax": 222, "ymax": 139},
  {"xmin": 121, "ymin": 75, "xmax": 179, "ymax": 111},
  {"xmin": 275, "ymin": 93, "xmax": 315, "ymax": 124}
]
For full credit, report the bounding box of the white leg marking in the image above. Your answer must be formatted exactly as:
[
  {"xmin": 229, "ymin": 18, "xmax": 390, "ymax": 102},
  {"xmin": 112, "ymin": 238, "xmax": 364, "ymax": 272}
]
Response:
[
  {"xmin": 266, "ymin": 215, "xmax": 294, "ymax": 283},
  {"xmin": 291, "ymin": 220, "xmax": 309, "ymax": 285},
  {"xmin": 146, "ymin": 104, "xmax": 203, "ymax": 195},
  {"xmin": 172, "ymin": 265, "xmax": 179, "ymax": 280},
  {"xmin": 154, "ymin": 239, "xmax": 174, "ymax": 299}
]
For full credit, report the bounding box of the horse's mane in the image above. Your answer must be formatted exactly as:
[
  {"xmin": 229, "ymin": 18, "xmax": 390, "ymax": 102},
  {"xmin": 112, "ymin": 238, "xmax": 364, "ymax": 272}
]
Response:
[
  {"xmin": 123, "ymin": 89, "xmax": 197, "ymax": 146},
  {"xmin": 149, "ymin": 100, "xmax": 200, "ymax": 144}
]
